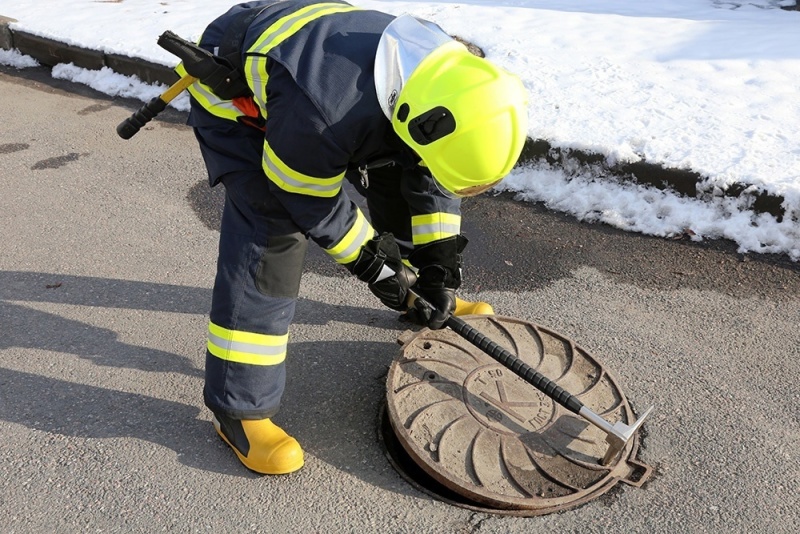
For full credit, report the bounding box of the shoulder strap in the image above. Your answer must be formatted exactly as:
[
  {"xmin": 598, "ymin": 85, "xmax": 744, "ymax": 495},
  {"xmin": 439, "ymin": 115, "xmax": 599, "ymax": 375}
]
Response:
[{"xmin": 219, "ymin": 3, "xmax": 276, "ymax": 71}]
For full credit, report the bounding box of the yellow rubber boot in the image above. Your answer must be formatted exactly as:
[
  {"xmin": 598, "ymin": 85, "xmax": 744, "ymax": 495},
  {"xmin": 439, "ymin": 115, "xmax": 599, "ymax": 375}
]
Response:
[
  {"xmin": 454, "ymin": 297, "xmax": 495, "ymax": 316},
  {"xmin": 212, "ymin": 414, "xmax": 304, "ymax": 475}
]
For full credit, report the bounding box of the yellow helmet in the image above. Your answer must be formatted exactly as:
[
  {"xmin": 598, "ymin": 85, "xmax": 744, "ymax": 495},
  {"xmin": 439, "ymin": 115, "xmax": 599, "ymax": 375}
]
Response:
[{"xmin": 391, "ymin": 40, "xmax": 528, "ymax": 197}]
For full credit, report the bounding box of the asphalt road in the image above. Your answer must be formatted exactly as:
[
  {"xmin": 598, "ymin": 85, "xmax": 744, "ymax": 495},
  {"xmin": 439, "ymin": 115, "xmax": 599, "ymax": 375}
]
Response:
[{"xmin": 0, "ymin": 64, "xmax": 798, "ymax": 533}]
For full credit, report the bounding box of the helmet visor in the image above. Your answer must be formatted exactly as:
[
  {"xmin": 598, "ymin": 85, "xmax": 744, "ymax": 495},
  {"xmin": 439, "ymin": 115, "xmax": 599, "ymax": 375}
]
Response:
[{"xmin": 374, "ymin": 15, "xmax": 453, "ymax": 121}]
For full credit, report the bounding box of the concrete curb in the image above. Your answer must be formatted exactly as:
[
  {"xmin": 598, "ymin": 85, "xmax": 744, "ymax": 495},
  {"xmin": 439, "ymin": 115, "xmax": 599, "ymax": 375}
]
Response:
[
  {"xmin": 0, "ymin": 19, "xmax": 177, "ymax": 86},
  {"xmin": 0, "ymin": 17, "xmax": 787, "ymax": 221}
]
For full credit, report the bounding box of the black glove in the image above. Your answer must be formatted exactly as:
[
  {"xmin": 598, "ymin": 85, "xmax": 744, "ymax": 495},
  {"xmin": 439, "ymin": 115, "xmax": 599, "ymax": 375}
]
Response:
[
  {"xmin": 348, "ymin": 233, "xmax": 416, "ymax": 310},
  {"xmin": 410, "ymin": 266, "xmax": 457, "ymax": 329},
  {"xmin": 404, "ymin": 235, "xmax": 468, "ymax": 329}
]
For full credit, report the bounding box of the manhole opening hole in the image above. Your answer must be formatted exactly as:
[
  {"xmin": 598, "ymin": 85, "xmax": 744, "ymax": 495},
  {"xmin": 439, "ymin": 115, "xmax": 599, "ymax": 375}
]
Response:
[{"xmin": 382, "ymin": 315, "xmax": 653, "ymax": 516}]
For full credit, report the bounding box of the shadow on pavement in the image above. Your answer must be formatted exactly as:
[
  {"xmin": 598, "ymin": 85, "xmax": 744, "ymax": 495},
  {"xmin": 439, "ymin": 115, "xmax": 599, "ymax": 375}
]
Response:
[
  {"xmin": 0, "ymin": 269, "xmax": 426, "ymax": 495},
  {"xmin": 0, "ymin": 341, "xmax": 430, "ymax": 498},
  {"xmin": 0, "ymin": 367, "xmax": 240, "ymax": 475},
  {"xmin": 0, "ymin": 300, "xmax": 203, "ymax": 376},
  {"xmin": 0, "ymin": 270, "xmax": 402, "ymax": 329}
]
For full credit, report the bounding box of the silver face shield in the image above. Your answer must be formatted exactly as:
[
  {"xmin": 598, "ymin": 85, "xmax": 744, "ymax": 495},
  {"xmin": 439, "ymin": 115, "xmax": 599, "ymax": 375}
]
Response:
[{"xmin": 374, "ymin": 14, "xmax": 454, "ymax": 121}]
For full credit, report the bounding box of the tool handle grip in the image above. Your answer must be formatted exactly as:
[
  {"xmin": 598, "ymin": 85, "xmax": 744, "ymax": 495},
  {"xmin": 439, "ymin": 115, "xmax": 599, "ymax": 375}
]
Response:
[
  {"xmin": 116, "ymin": 96, "xmax": 167, "ymax": 140},
  {"xmin": 445, "ymin": 314, "xmax": 585, "ymax": 414}
]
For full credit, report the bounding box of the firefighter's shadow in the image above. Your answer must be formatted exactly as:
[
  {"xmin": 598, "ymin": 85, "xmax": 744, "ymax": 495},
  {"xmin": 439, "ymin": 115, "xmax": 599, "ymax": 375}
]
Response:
[
  {"xmin": 0, "ymin": 366, "xmax": 229, "ymax": 473},
  {"xmin": 0, "ymin": 270, "xmax": 404, "ymax": 377},
  {"xmin": 0, "ymin": 270, "xmax": 419, "ymax": 483},
  {"xmin": 0, "ymin": 338, "xmax": 418, "ymax": 485},
  {"xmin": 1, "ymin": 300, "xmax": 204, "ymax": 377}
]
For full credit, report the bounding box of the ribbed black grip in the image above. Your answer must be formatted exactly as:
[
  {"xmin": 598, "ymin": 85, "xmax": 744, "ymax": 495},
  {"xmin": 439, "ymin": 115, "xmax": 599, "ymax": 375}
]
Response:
[
  {"xmin": 116, "ymin": 97, "xmax": 168, "ymax": 140},
  {"xmin": 445, "ymin": 315, "xmax": 584, "ymax": 414}
]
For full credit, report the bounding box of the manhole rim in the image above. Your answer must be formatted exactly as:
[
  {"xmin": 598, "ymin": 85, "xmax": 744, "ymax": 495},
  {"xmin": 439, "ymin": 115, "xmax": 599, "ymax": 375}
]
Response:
[
  {"xmin": 386, "ymin": 314, "xmax": 652, "ymax": 513},
  {"xmin": 378, "ymin": 401, "xmax": 649, "ymax": 517}
]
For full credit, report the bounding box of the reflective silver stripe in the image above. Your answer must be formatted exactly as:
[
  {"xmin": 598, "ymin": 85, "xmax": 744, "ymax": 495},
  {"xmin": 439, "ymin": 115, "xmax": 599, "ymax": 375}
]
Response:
[
  {"xmin": 327, "ymin": 210, "xmax": 374, "ymax": 264},
  {"xmin": 245, "ymin": 54, "xmax": 269, "ymax": 114},
  {"xmin": 411, "ymin": 213, "xmax": 461, "ymax": 245},
  {"xmin": 176, "ymin": 62, "xmax": 243, "ymax": 121},
  {"xmin": 208, "ymin": 331, "xmax": 285, "ymax": 357},
  {"xmin": 187, "ymin": 81, "xmax": 243, "ymax": 121},
  {"xmin": 247, "ymin": 3, "xmax": 355, "ymax": 56},
  {"xmin": 207, "ymin": 322, "xmax": 288, "ymax": 366},
  {"xmin": 263, "ymin": 140, "xmax": 343, "ymax": 197},
  {"xmin": 245, "ymin": 3, "xmax": 360, "ymax": 115},
  {"xmin": 413, "ymin": 221, "xmax": 460, "ymax": 237}
]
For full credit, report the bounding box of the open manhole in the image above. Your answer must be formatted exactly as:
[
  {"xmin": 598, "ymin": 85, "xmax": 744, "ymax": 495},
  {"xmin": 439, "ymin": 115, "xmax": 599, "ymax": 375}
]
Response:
[{"xmin": 383, "ymin": 315, "xmax": 652, "ymax": 515}]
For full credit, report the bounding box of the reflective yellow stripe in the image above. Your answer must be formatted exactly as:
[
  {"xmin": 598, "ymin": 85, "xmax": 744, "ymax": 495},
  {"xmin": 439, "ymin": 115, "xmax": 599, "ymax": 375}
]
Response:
[
  {"xmin": 207, "ymin": 321, "xmax": 288, "ymax": 366},
  {"xmin": 243, "ymin": 4, "xmax": 360, "ymax": 192},
  {"xmin": 247, "ymin": 3, "xmax": 360, "ymax": 56},
  {"xmin": 187, "ymin": 83, "xmax": 243, "ymax": 122},
  {"xmin": 326, "ymin": 208, "xmax": 375, "ymax": 264},
  {"xmin": 263, "ymin": 140, "xmax": 344, "ymax": 197},
  {"xmin": 175, "ymin": 62, "xmax": 189, "ymax": 78},
  {"xmin": 176, "ymin": 63, "xmax": 243, "ymax": 122},
  {"xmin": 244, "ymin": 55, "xmax": 269, "ymax": 116},
  {"xmin": 411, "ymin": 213, "xmax": 462, "ymax": 245},
  {"xmin": 244, "ymin": 3, "xmax": 360, "ymax": 118}
]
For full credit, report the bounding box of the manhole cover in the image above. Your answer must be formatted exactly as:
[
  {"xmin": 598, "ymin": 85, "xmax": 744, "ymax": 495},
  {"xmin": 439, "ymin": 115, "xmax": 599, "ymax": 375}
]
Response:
[{"xmin": 386, "ymin": 315, "xmax": 652, "ymax": 514}]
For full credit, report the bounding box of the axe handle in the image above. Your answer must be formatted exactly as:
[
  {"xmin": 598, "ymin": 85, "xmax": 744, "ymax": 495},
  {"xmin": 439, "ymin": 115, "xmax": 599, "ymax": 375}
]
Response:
[
  {"xmin": 444, "ymin": 314, "xmax": 585, "ymax": 414},
  {"xmin": 408, "ymin": 290, "xmax": 652, "ymax": 465},
  {"xmin": 162, "ymin": 74, "xmax": 197, "ymax": 101},
  {"xmin": 116, "ymin": 74, "xmax": 196, "ymax": 140}
]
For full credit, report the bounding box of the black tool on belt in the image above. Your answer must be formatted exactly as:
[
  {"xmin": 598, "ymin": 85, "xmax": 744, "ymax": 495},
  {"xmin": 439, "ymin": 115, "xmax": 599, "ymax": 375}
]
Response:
[
  {"xmin": 116, "ymin": 6, "xmax": 264, "ymax": 139},
  {"xmin": 157, "ymin": 31, "xmax": 251, "ymax": 101}
]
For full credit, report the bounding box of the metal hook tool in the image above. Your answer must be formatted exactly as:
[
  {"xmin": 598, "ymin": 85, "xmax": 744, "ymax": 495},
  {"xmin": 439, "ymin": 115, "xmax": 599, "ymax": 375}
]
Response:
[{"xmin": 408, "ymin": 291, "xmax": 654, "ymax": 465}]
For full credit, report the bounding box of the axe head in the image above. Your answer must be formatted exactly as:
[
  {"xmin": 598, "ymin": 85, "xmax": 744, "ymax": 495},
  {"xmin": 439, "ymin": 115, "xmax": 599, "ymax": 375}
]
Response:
[{"xmin": 600, "ymin": 405, "xmax": 654, "ymax": 466}]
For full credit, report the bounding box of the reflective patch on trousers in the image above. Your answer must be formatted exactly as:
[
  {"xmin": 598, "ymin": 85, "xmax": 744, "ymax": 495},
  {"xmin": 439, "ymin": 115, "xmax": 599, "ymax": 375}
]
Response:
[{"xmin": 255, "ymin": 231, "xmax": 309, "ymax": 298}]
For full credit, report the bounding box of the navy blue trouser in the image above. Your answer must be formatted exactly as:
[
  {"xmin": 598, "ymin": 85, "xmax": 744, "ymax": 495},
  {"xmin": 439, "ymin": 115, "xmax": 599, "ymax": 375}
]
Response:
[
  {"xmin": 205, "ymin": 169, "xmax": 310, "ymax": 420},
  {"xmin": 191, "ymin": 102, "xmax": 309, "ymax": 419},
  {"xmin": 191, "ymin": 107, "xmax": 414, "ymax": 420}
]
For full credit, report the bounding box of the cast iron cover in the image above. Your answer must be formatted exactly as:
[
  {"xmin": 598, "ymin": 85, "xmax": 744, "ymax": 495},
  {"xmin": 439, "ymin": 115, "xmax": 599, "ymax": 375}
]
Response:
[{"xmin": 386, "ymin": 315, "xmax": 652, "ymax": 513}]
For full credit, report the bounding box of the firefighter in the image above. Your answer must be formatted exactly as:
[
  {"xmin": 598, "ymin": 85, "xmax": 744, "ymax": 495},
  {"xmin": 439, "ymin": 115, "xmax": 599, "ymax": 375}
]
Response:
[{"xmin": 181, "ymin": 0, "xmax": 528, "ymax": 475}]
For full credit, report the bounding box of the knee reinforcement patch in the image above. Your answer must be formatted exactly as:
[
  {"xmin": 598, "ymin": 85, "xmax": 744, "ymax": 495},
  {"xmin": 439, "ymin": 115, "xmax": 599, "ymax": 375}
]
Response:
[{"xmin": 255, "ymin": 231, "xmax": 309, "ymax": 298}]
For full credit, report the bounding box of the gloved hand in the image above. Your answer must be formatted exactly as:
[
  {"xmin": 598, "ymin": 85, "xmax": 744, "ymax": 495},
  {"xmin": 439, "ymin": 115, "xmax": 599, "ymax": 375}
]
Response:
[
  {"xmin": 403, "ymin": 235, "xmax": 468, "ymax": 329},
  {"xmin": 410, "ymin": 266, "xmax": 457, "ymax": 329},
  {"xmin": 349, "ymin": 233, "xmax": 416, "ymax": 310}
]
